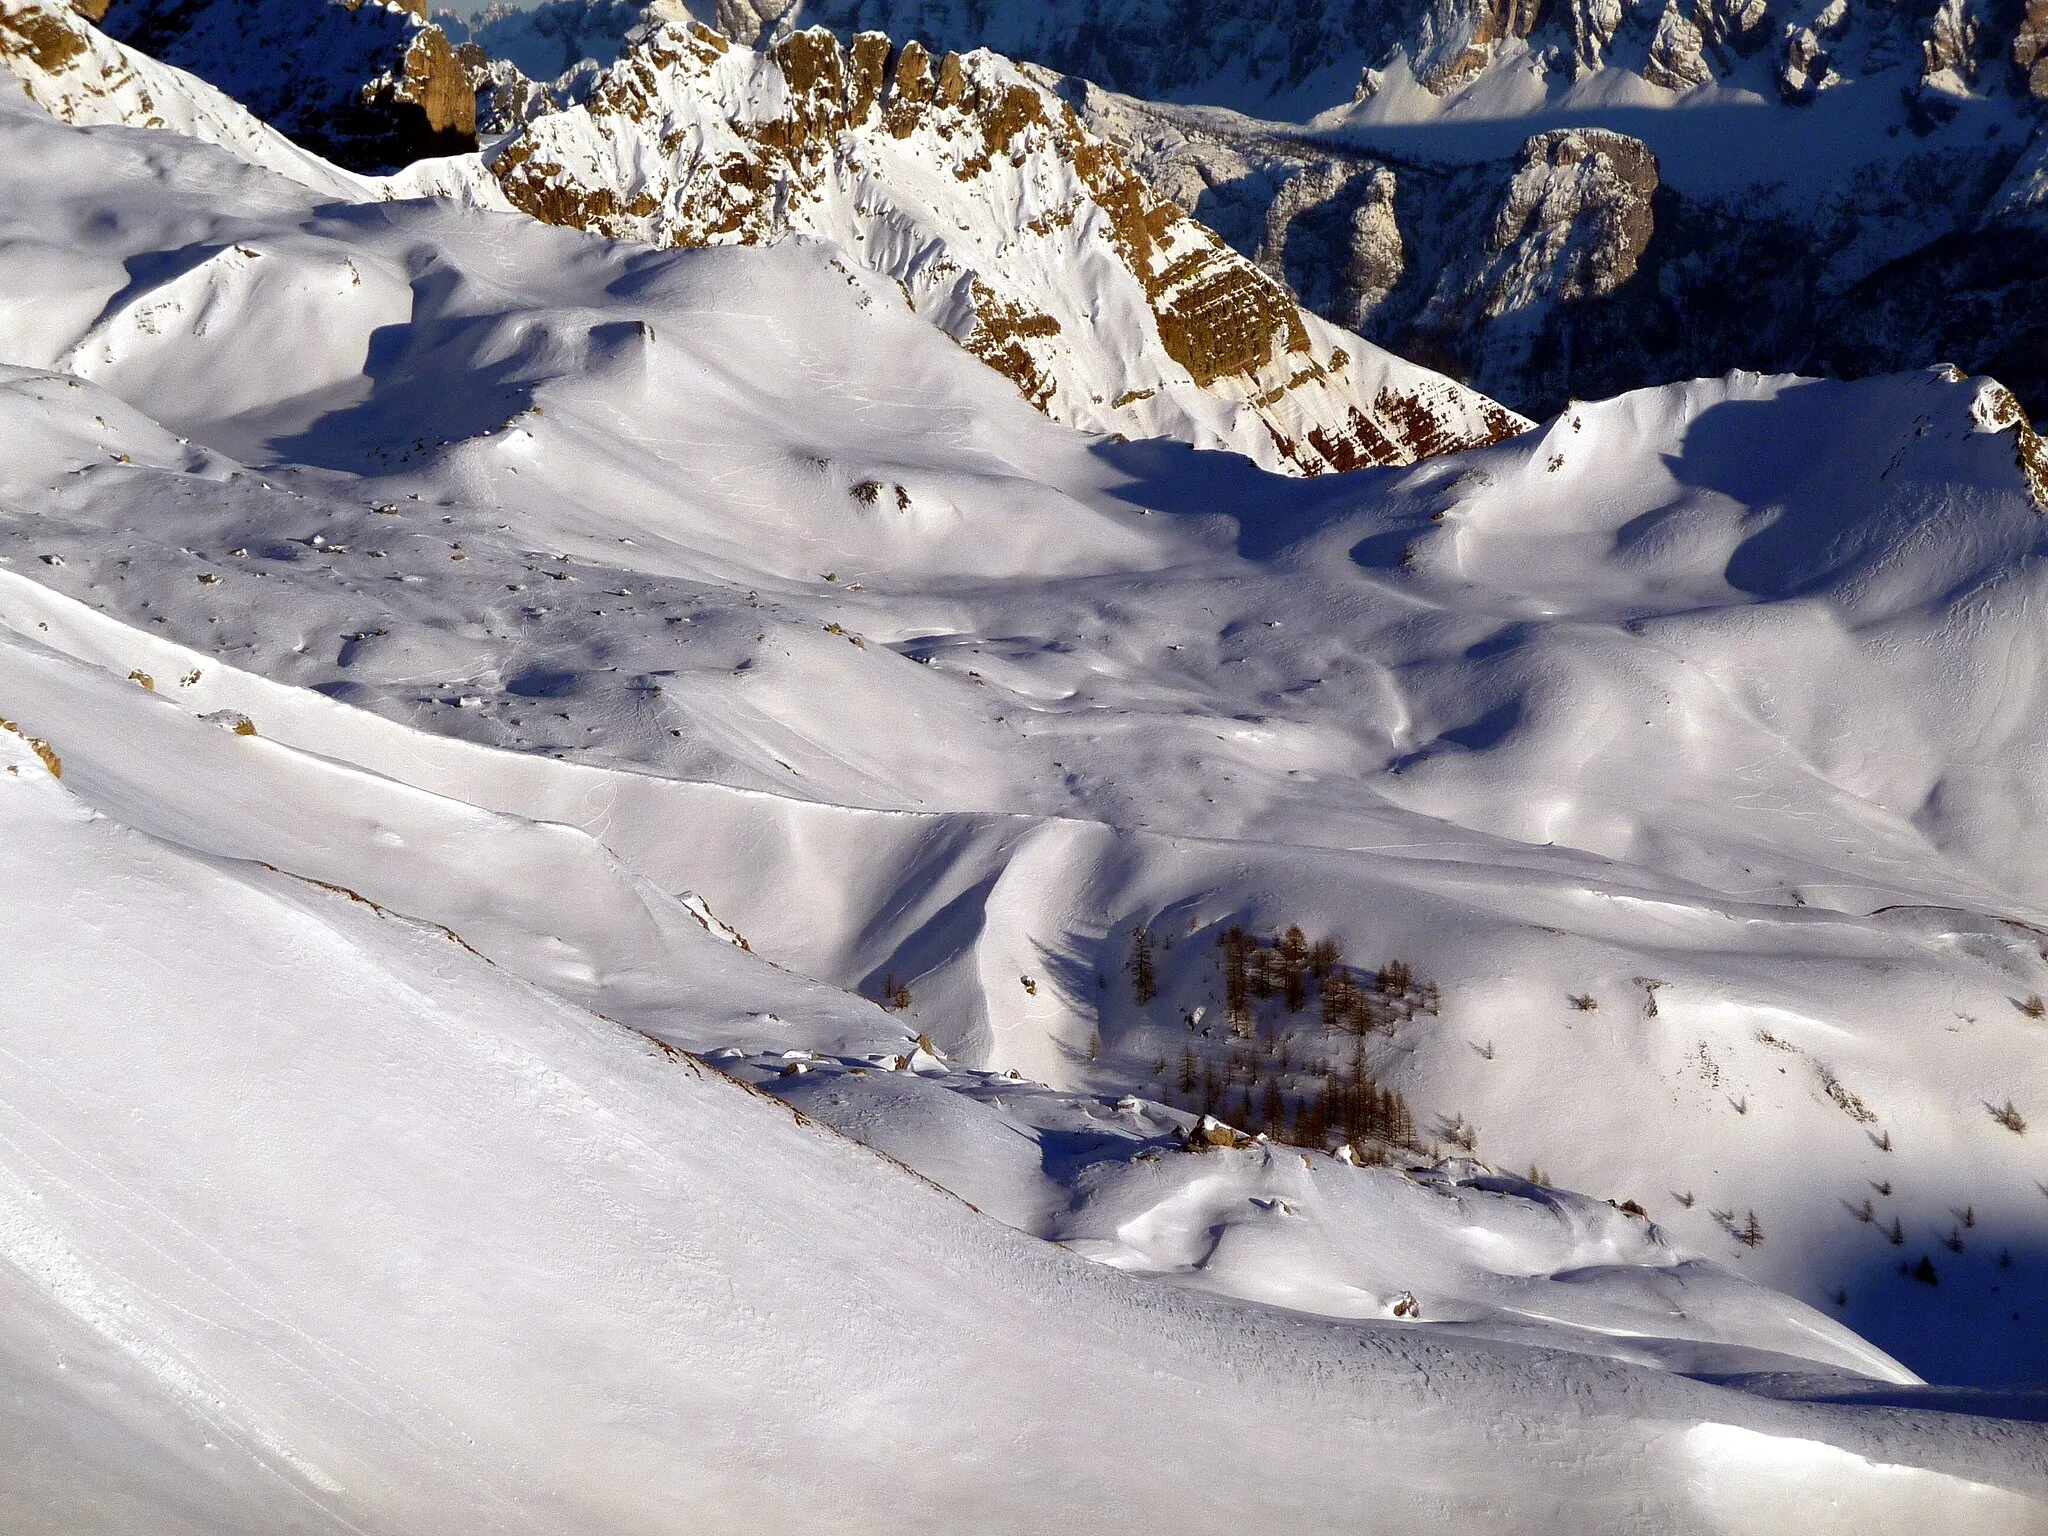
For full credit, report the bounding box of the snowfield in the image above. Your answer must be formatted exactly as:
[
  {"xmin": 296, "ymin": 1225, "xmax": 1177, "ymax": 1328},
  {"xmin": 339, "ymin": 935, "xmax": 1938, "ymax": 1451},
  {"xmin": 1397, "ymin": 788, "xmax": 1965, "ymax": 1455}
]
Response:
[{"xmin": 2, "ymin": 7, "xmax": 2048, "ymax": 1529}]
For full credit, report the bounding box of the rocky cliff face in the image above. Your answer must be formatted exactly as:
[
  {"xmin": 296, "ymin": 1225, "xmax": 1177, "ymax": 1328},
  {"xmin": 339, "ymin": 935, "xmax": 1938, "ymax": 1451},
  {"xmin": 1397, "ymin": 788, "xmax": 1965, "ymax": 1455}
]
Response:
[
  {"xmin": 2017, "ymin": 0, "xmax": 2048, "ymax": 97},
  {"xmin": 97, "ymin": 0, "xmax": 476, "ymax": 169},
  {"xmin": 487, "ymin": 21, "xmax": 1523, "ymax": 473},
  {"xmin": 696, "ymin": 0, "xmax": 1391, "ymax": 112},
  {"xmin": 1057, "ymin": 66, "xmax": 2048, "ymax": 419}
]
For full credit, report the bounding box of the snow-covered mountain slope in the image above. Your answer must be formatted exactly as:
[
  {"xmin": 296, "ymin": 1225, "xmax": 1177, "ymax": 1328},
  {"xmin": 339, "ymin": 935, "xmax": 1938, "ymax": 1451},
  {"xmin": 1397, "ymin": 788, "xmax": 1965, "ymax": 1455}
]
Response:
[
  {"xmin": 6, "ymin": 81, "xmax": 2048, "ymax": 1525},
  {"xmin": 0, "ymin": 541, "xmax": 1928, "ymax": 1379},
  {"xmin": 0, "ymin": 0, "xmax": 512, "ymax": 206},
  {"xmin": 6, "ymin": 61, "xmax": 2048, "ymax": 1407},
  {"xmin": 9, "ymin": 611, "xmax": 2048, "ymax": 1533},
  {"xmin": 483, "ymin": 21, "xmax": 1526, "ymax": 473},
  {"xmin": 94, "ymin": 0, "xmax": 477, "ymax": 170},
  {"xmin": 0, "ymin": 0, "xmax": 376, "ymax": 196}
]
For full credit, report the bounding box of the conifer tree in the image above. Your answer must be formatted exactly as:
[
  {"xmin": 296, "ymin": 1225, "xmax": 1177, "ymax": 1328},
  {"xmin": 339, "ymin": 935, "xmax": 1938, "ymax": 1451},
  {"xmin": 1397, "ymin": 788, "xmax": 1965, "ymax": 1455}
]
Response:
[
  {"xmin": 1222, "ymin": 927, "xmax": 1253, "ymax": 1036},
  {"xmin": 1308, "ymin": 937, "xmax": 1342, "ymax": 982},
  {"xmin": 1322, "ymin": 967, "xmax": 1356, "ymax": 1033},
  {"xmin": 1281, "ymin": 926, "xmax": 1309, "ymax": 1013},
  {"xmin": 1130, "ymin": 925, "xmax": 1157, "ymax": 1005}
]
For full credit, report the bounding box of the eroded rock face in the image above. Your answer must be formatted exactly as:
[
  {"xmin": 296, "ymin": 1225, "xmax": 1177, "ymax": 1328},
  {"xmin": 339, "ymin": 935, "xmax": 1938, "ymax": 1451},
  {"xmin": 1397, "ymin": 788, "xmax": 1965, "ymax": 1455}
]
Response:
[
  {"xmin": 1257, "ymin": 161, "xmax": 1406, "ymax": 330},
  {"xmin": 1913, "ymin": 0, "xmax": 2025, "ymax": 113},
  {"xmin": 752, "ymin": 0, "xmax": 1416, "ymax": 110},
  {"xmin": 1958, "ymin": 371, "xmax": 2048, "ymax": 509},
  {"xmin": 1643, "ymin": 3, "xmax": 1711, "ymax": 91},
  {"xmin": 783, "ymin": 0, "xmax": 2046, "ymax": 118},
  {"xmin": 465, "ymin": 51, "xmax": 570, "ymax": 134},
  {"xmin": 489, "ymin": 23, "xmax": 1523, "ymax": 473},
  {"xmin": 97, "ymin": 0, "xmax": 475, "ymax": 170},
  {"xmin": 2017, "ymin": 0, "xmax": 2048, "ymax": 98},
  {"xmin": 1412, "ymin": 0, "xmax": 1546, "ymax": 94},
  {"xmin": 1478, "ymin": 130, "xmax": 1658, "ymax": 317},
  {"xmin": 713, "ymin": 0, "xmax": 802, "ymax": 46},
  {"xmin": 1640, "ymin": 0, "xmax": 1771, "ymax": 90}
]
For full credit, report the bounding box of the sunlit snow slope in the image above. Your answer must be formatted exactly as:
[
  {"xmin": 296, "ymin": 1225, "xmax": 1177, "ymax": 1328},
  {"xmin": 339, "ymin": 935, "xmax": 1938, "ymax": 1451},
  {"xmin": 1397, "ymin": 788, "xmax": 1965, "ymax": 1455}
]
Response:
[
  {"xmin": 2, "ymin": 16, "xmax": 2048, "ymax": 1529},
  {"xmin": 4, "ymin": 658, "xmax": 2045, "ymax": 1532}
]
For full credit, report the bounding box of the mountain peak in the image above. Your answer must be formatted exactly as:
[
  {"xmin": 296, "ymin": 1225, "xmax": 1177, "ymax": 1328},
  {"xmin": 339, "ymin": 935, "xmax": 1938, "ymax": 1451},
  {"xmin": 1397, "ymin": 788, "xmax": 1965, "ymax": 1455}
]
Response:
[{"xmin": 488, "ymin": 20, "xmax": 1526, "ymax": 473}]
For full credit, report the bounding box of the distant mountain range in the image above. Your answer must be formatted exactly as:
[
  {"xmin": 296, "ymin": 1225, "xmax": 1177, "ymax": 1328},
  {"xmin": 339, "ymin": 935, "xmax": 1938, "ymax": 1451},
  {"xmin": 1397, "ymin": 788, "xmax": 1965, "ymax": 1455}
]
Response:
[
  {"xmin": 46, "ymin": 0, "xmax": 2048, "ymax": 421},
  {"xmin": 441, "ymin": 0, "xmax": 2048, "ymax": 417}
]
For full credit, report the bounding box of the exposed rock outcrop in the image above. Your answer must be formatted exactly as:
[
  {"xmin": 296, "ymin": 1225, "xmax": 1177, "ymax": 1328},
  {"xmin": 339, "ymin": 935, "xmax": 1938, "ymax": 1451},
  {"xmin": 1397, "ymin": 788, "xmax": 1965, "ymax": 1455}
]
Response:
[
  {"xmin": 488, "ymin": 22, "xmax": 1524, "ymax": 473},
  {"xmin": 775, "ymin": 0, "xmax": 2048, "ymax": 117},
  {"xmin": 720, "ymin": 0, "xmax": 1416, "ymax": 113},
  {"xmin": 1411, "ymin": 0, "xmax": 1545, "ymax": 95},
  {"xmin": 1477, "ymin": 130, "xmax": 1658, "ymax": 317},
  {"xmin": 1255, "ymin": 160, "xmax": 1406, "ymax": 330},
  {"xmin": 2018, "ymin": 0, "xmax": 2048, "ymax": 98},
  {"xmin": 443, "ymin": 0, "xmax": 644, "ymax": 80},
  {"xmin": 1970, "ymin": 374, "xmax": 2048, "ymax": 510},
  {"xmin": 1642, "ymin": 3, "xmax": 1711, "ymax": 92}
]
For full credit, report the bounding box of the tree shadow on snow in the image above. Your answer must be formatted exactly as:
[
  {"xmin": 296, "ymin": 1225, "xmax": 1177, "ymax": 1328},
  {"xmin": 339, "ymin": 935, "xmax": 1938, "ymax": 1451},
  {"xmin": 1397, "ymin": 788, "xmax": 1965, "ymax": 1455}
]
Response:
[{"xmin": 1739, "ymin": 1215, "xmax": 2048, "ymax": 1391}]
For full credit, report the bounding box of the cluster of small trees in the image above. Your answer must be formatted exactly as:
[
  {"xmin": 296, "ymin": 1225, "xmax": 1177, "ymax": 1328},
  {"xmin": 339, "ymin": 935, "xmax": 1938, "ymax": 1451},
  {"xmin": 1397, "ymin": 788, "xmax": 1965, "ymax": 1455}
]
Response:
[
  {"xmin": 1168, "ymin": 1041, "xmax": 1417, "ymax": 1154},
  {"xmin": 1209, "ymin": 925, "xmax": 1438, "ymax": 1038},
  {"xmin": 1291, "ymin": 1063, "xmax": 1416, "ymax": 1150},
  {"xmin": 1125, "ymin": 919, "xmax": 1443, "ymax": 1157}
]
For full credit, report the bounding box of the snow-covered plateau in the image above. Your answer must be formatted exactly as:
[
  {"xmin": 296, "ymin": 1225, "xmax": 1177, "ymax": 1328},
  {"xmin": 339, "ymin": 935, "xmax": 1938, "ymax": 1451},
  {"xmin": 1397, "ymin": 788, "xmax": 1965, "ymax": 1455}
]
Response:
[{"xmin": 2, "ymin": 1, "xmax": 2048, "ymax": 1530}]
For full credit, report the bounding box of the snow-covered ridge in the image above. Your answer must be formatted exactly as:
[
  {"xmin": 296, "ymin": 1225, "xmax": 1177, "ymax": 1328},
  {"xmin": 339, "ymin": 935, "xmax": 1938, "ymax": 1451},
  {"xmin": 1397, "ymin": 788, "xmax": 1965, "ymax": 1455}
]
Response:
[
  {"xmin": 94, "ymin": 0, "xmax": 478, "ymax": 171},
  {"xmin": 485, "ymin": 20, "xmax": 1527, "ymax": 474},
  {"xmin": 2, "ymin": 649, "xmax": 2038, "ymax": 1527},
  {"xmin": 6, "ymin": 13, "xmax": 2048, "ymax": 1518},
  {"xmin": 387, "ymin": 0, "xmax": 2048, "ymax": 428},
  {"xmin": 0, "ymin": 0, "xmax": 375, "ymax": 196},
  {"xmin": 0, "ymin": 0, "xmax": 512, "ymax": 205},
  {"xmin": 4, "ymin": 52, "xmax": 2048, "ymax": 1380}
]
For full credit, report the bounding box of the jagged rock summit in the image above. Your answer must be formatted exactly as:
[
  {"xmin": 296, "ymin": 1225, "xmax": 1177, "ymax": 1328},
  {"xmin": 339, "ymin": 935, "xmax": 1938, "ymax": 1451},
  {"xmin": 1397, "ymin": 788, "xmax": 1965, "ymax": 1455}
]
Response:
[
  {"xmin": 488, "ymin": 20, "xmax": 1525, "ymax": 473},
  {"xmin": 756, "ymin": 0, "xmax": 2048, "ymax": 117}
]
